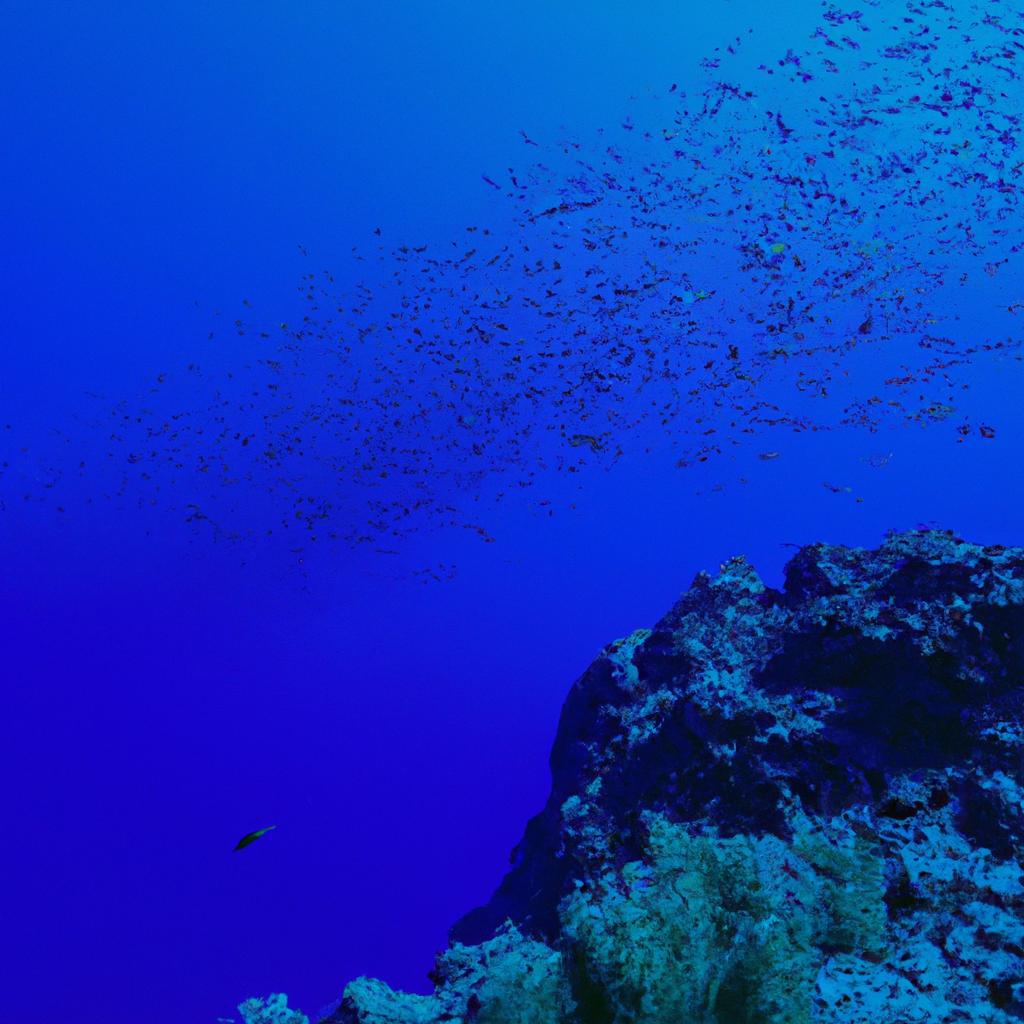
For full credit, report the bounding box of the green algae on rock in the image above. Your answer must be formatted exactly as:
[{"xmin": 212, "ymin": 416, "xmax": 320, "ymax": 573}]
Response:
[{"xmin": 323, "ymin": 530, "xmax": 1024, "ymax": 1023}]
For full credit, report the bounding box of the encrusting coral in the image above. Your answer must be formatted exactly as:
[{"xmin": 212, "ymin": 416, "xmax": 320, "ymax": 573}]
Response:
[
  {"xmin": 239, "ymin": 992, "xmax": 309, "ymax": 1024},
  {"xmin": 269, "ymin": 530, "xmax": 1024, "ymax": 1022}
]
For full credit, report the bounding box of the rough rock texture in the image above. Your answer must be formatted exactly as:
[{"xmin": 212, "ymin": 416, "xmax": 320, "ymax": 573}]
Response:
[
  {"xmin": 240, "ymin": 993, "xmax": 309, "ymax": 1024},
  {"xmin": 328, "ymin": 530, "xmax": 1024, "ymax": 1023}
]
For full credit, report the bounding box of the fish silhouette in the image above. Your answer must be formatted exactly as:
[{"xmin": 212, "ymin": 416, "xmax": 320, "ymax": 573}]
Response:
[{"xmin": 234, "ymin": 825, "xmax": 277, "ymax": 851}]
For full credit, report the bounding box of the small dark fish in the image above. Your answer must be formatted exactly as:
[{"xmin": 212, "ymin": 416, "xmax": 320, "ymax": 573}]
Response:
[{"xmin": 234, "ymin": 825, "xmax": 277, "ymax": 851}]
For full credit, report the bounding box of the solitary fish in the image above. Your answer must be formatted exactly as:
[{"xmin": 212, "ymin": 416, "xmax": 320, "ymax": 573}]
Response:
[{"xmin": 234, "ymin": 825, "xmax": 277, "ymax": 851}]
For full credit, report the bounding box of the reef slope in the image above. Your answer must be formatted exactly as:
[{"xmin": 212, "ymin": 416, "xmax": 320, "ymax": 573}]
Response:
[{"xmin": 330, "ymin": 530, "xmax": 1024, "ymax": 1023}]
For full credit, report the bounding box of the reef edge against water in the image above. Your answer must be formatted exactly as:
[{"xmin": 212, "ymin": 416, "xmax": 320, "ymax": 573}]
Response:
[{"xmin": 314, "ymin": 529, "xmax": 1024, "ymax": 1023}]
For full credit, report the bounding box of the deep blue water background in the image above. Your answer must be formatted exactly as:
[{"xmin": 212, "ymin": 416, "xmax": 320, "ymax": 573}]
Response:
[{"xmin": 3, "ymin": 3, "xmax": 1023, "ymax": 1022}]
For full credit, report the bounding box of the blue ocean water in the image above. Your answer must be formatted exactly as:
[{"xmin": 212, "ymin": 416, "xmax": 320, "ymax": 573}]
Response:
[{"xmin": 2, "ymin": 2, "xmax": 1023, "ymax": 1021}]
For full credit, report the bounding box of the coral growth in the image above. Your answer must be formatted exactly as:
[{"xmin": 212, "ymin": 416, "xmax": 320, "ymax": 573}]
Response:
[
  {"xmin": 239, "ymin": 992, "xmax": 309, "ymax": 1024},
  {"xmin": 319, "ymin": 530, "xmax": 1024, "ymax": 1023}
]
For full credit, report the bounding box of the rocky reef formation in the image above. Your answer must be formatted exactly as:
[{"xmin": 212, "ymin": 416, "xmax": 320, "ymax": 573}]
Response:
[{"xmin": 326, "ymin": 530, "xmax": 1024, "ymax": 1023}]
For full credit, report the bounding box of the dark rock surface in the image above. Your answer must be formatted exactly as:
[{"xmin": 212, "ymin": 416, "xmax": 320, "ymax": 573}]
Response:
[{"xmin": 330, "ymin": 530, "xmax": 1024, "ymax": 1023}]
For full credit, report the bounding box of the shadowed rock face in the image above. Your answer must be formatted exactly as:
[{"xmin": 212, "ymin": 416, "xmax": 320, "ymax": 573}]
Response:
[
  {"xmin": 332, "ymin": 530, "xmax": 1024, "ymax": 1024},
  {"xmin": 451, "ymin": 530, "xmax": 1024, "ymax": 950}
]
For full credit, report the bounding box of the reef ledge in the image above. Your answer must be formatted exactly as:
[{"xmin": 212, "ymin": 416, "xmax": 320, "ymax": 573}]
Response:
[{"xmin": 326, "ymin": 529, "xmax": 1024, "ymax": 1024}]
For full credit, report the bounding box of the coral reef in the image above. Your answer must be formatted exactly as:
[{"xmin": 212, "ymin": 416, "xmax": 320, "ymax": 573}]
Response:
[
  {"xmin": 239, "ymin": 993, "xmax": 309, "ymax": 1024},
  {"xmin": 324, "ymin": 530, "xmax": 1024, "ymax": 1023}
]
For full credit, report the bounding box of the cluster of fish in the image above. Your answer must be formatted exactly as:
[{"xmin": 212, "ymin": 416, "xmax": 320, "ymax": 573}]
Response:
[{"xmin": 4, "ymin": 0, "xmax": 1022, "ymax": 567}]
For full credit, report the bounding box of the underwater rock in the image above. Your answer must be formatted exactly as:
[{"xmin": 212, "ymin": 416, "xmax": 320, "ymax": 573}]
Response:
[
  {"xmin": 239, "ymin": 993, "xmax": 309, "ymax": 1024},
  {"xmin": 328, "ymin": 529, "xmax": 1024, "ymax": 1023}
]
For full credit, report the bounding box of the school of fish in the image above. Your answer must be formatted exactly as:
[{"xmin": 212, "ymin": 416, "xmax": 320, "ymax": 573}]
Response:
[{"xmin": 3, "ymin": 0, "xmax": 1022, "ymax": 577}]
